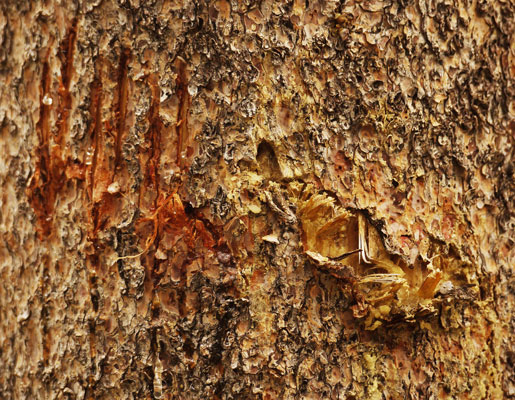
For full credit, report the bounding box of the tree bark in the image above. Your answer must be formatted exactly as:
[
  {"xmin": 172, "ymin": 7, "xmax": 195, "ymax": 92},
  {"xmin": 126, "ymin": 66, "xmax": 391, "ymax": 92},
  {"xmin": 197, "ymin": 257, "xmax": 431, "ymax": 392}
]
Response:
[{"xmin": 0, "ymin": 0, "xmax": 513, "ymax": 399}]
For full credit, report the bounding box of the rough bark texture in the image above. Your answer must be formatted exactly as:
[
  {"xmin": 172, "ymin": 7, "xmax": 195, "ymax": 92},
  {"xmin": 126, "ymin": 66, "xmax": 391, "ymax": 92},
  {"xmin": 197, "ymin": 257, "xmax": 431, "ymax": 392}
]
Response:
[{"xmin": 0, "ymin": 0, "xmax": 514, "ymax": 399}]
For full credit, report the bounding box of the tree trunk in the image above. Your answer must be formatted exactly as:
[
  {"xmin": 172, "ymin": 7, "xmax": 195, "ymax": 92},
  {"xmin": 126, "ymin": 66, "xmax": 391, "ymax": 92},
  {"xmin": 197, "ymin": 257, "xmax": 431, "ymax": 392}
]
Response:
[{"xmin": 0, "ymin": 0, "xmax": 513, "ymax": 399}]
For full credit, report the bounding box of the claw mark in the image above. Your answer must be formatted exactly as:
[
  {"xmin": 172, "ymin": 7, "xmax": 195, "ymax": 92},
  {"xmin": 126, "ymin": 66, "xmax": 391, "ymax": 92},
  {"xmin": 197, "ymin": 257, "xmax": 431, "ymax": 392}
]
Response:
[
  {"xmin": 147, "ymin": 73, "xmax": 163, "ymax": 206},
  {"xmin": 114, "ymin": 48, "xmax": 130, "ymax": 173},
  {"xmin": 174, "ymin": 58, "xmax": 189, "ymax": 169},
  {"xmin": 27, "ymin": 52, "xmax": 61, "ymax": 238},
  {"xmin": 27, "ymin": 19, "xmax": 79, "ymax": 239},
  {"xmin": 87, "ymin": 67, "xmax": 103, "ymax": 232},
  {"xmin": 56, "ymin": 18, "xmax": 78, "ymax": 145}
]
